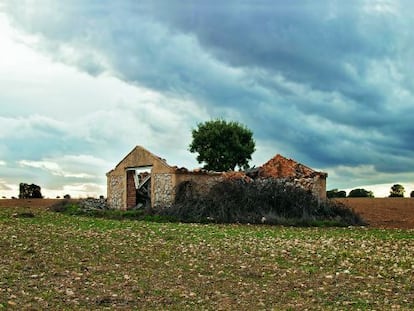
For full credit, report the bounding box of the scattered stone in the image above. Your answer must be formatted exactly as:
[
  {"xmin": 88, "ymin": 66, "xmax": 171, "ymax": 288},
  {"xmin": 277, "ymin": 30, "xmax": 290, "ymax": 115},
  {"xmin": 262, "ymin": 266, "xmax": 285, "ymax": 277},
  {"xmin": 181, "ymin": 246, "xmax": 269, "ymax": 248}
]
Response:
[
  {"xmin": 12, "ymin": 212, "xmax": 35, "ymax": 218},
  {"xmin": 78, "ymin": 197, "xmax": 109, "ymax": 211}
]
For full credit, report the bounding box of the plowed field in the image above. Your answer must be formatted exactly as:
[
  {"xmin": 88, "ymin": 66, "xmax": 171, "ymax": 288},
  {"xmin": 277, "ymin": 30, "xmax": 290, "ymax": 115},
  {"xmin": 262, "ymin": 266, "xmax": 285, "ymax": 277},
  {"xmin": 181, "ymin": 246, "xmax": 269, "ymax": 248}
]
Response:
[
  {"xmin": 1, "ymin": 198, "xmax": 414, "ymax": 229},
  {"xmin": 0, "ymin": 199, "xmax": 73, "ymax": 209},
  {"xmin": 336, "ymin": 198, "xmax": 414, "ymax": 229}
]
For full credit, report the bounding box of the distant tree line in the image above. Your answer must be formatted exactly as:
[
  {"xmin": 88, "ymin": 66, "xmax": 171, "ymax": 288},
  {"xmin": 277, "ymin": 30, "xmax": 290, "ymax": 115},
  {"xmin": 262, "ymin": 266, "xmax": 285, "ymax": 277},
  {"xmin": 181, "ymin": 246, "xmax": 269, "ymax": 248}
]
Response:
[
  {"xmin": 326, "ymin": 189, "xmax": 347, "ymax": 198},
  {"xmin": 328, "ymin": 184, "xmax": 414, "ymax": 198}
]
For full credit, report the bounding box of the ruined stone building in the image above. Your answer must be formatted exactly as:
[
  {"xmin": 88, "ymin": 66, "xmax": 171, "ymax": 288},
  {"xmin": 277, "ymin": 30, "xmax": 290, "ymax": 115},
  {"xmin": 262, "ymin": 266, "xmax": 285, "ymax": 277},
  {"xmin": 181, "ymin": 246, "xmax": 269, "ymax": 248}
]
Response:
[{"xmin": 106, "ymin": 146, "xmax": 327, "ymax": 210}]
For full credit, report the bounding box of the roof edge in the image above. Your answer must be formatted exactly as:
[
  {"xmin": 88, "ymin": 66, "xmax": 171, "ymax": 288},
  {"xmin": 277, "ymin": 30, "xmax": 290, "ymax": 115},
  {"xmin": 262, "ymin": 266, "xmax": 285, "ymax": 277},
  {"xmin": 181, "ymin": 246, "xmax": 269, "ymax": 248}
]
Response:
[{"xmin": 112, "ymin": 145, "xmax": 172, "ymax": 171}]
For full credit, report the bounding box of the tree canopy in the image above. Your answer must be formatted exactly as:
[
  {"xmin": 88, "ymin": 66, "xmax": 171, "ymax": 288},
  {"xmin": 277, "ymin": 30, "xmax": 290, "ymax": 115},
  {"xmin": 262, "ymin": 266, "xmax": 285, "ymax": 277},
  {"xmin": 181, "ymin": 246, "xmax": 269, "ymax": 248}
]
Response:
[
  {"xmin": 327, "ymin": 189, "xmax": 347, "ymax": 198},
  {"xmin": 389, "ymin": 184, "xmax": 405, "ymax": 197},
  {"xmin": 19, "ymin": 183, "xmax": 43, "ymax": 199},
  {"xmin": 348, "ymin": 188, "xmax": 374, "ymax": 198},
  {"xmin": 189, "ymin": 119, "xmax": 255, "ymax": 171}
]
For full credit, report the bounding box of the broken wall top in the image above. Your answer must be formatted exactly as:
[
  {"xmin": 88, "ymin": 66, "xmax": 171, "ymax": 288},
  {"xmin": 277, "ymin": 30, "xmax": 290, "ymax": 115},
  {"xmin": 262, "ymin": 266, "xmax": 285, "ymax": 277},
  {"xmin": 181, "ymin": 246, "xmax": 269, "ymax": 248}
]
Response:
[
  {"xmin": 107, "ymin": 147, "xmax": 327, "ymax": 181},
  {"xmin": 171, "ymin": 153, "xmax": 327, "ymax": 181},
  {"xmin": 258, "ymin": 154, "xmax": 327, "ymax": 179}
]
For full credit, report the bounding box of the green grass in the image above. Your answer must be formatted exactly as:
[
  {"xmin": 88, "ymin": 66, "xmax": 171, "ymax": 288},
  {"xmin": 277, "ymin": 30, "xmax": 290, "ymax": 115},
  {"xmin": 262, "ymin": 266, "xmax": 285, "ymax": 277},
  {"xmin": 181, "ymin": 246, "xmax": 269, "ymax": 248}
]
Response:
[{"xmin": 1, "ymin": 206, "xmax": 413, "ymax": 310}]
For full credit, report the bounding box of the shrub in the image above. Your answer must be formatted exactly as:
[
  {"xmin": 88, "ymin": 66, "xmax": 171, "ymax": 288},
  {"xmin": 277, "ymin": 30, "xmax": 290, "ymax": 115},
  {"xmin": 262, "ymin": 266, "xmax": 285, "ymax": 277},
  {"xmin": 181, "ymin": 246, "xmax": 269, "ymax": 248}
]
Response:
[
  {"xmin": 50, "ymin": 199, "xmax": 171, "ymax": 222},
  {"xmin": 158, "ymin": 180, "xmax": 365, "ymax": 227},
  {"xmin": 348, "ymin": 188, "xmax": 374, "ymax": 198},
  {"xmin": 49, "ymin": 199, "xmax": 73, "ymax": 213},
  {"xmin": 389, "ymin": 184, "xmax": 405, "ymax": 197},
  {"xmin": 327, "ymin": 189, "xmax": 346, "ymax": 198}
]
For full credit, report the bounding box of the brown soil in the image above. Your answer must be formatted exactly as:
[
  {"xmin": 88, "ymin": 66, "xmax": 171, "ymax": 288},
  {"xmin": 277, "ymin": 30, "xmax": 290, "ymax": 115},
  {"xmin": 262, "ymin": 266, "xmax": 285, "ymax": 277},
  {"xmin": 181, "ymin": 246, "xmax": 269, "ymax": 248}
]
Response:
[
  {"xmin": 1, "ymin": 198, "xmax": 414, "ymax": 229},
  {"xmin": 336, "ymin": 198, "xmax": 414, "ymax": 229},
  {"xmin": 0, "ymin": 198, "xmax": 78, "ymax": 209}
]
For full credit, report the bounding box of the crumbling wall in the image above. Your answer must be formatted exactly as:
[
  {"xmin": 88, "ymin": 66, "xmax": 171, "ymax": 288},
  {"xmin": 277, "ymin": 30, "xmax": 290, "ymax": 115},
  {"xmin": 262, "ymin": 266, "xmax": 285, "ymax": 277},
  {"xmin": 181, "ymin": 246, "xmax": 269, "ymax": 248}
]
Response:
[
  {"xmin": 258, "ymin": 154, "xmax": 316, "ymax": 178},
  {"xmin": 172, "ymin": 154, "xmax": 327, "ymax": 203},
  {"xmin": 153, "ymin": 173, "xmax": 174, "ymax": 207},
  {"xmin": 106, "ymin": 146, "xmax": 175, "ymax": 210},
  {"xmin": 288, "ymin": 176, "xmax": 326, "ymax": 201},
  {"xmin": 311, "ymin": 176, "xmax": 327, "ymax": 201},
  {"xmin": 107, "ymin": 175, "xmax": 124, "ymax": 210},
  {"xmin": 257, "ymin": 154, "xmax": 327, "ymax": 201},
  {"xmin": 107, "ymin": 147, "xmax": 327, "ymax": 209},
  {"xmin": 174, "ymin": 172, "xmax": 223, "ymax": 198}
]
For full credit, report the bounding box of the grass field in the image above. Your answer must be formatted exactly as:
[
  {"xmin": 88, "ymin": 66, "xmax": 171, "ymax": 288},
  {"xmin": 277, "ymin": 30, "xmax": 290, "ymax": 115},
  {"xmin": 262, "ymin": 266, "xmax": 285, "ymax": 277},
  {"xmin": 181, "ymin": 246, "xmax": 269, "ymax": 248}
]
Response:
[{"xmin": 1, "ymin": 205, "xmax": 414, "ymax": 310}]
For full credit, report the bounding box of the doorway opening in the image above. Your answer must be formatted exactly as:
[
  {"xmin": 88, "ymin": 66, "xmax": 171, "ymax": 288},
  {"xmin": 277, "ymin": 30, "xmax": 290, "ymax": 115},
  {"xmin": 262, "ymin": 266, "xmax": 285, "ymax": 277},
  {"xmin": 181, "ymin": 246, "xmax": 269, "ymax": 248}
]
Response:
[{"xmin": 126, "ymin": 166, "xmax": 152, "ymax": 209}]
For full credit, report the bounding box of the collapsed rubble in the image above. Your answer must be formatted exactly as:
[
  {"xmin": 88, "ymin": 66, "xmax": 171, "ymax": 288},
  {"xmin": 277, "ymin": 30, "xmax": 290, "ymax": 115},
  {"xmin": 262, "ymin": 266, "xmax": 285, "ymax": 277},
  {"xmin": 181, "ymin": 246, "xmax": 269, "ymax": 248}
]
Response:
[
  {"xmin": 106, "ymin": 146, "xmax": 327, "ymax": 210},
  {"xmin": 78, "ymin": 197, "xmax": 109, "ymax": 211}
]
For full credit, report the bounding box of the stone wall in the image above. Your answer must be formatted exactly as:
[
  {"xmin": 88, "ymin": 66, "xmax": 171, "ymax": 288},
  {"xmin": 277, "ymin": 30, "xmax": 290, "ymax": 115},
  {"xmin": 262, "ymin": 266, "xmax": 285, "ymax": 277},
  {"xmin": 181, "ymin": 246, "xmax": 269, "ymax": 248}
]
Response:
[
  {"xmin": 106, "ymin": 147, "xmax": 327, "ymax": 209},
  {"xmin": 174, "ymin": 172, "xmax": 223, "ymax": 198},
  {"xmin": 107, "ymin": 175, "xmax": 124, "ymax": 210},
  {"xmin": 172, "ymin": 163, "xmax": 327, "ymax": 204},
  {"xmin": 257, "ymin": 154, "xmax": 327, "ymax": 201},
  {"xmin": 293, "ymin": 176, "xmax": 326, "ymax": 201},
  {"xmin": 153, "ymin": 173, "xmax": 174, "ymax": 207}
]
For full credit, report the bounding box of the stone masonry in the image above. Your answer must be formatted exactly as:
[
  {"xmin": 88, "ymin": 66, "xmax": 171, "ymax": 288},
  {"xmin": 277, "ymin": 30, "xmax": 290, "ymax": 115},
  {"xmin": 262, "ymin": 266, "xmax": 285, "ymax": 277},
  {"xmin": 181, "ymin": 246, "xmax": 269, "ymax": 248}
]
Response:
[
  {"xmin": 106, "ymin": 146, "xmax": 328, "ymax": 210},
  {"xmin": 107, "ymin": 175, "xmax": 123, "ymax": 210},
  {"xmin": 153, "ymin": 173, "xmax": 174, "ymax": 207}
]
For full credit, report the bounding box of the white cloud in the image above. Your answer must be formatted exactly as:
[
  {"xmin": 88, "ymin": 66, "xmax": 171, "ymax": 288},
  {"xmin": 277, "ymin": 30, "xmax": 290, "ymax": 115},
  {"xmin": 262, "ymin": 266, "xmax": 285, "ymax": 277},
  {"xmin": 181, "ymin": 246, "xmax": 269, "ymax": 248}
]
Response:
[
  {"xmin": 0, "ymin": 179, "xmax": 17, "ymax": 198},
  {"xmin": 363, "ymin": 0, "xmax": 399, "ymax": 16},
  {"xmin": 19, "ymin": 160, "xmax": 94, "ymax": 179},
  {"xmin": 0, "ymin": 179, "xmax": 12, "ymax": 191},
  {"xmin": 327, "ymin": 164, "xmax": 414, "ymax": 197},
  {"xmin": 0, "ymin": 160, "xmax": 5, "ymax": 166},
  {"xmin": 0, "ymin": 13, "xmax": 175, "ymax": 121},
  {"xmin": 1, "ymin": 1, "xmax": 414, "ymax": 198},
  {"xmin": 0, "ymin": 115, "xmax": 66, "ymax": 139}
]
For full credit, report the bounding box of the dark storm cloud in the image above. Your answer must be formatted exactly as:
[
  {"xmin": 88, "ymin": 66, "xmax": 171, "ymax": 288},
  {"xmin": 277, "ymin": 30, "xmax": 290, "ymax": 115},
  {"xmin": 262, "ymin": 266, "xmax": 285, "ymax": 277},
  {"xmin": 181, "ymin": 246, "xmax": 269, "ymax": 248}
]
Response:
[{"xmin": 2, "ymin": 0, "xmax": 414, "ymax": 187}]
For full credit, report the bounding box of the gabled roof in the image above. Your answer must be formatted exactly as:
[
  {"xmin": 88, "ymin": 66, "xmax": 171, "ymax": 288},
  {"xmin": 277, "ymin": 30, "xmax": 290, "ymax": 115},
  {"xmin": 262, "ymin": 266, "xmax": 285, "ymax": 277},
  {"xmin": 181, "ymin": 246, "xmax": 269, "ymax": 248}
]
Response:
[
  {"xmin": 107, "ymin": 147, "xmax": 327, "ymax": 180},
  {"xmin": 258, "ymin": 154, "xmax": 327, "ymax": 179},
  {"xmin": 107, "ymin": 145, "xmax": 171, "ymax": 175}
]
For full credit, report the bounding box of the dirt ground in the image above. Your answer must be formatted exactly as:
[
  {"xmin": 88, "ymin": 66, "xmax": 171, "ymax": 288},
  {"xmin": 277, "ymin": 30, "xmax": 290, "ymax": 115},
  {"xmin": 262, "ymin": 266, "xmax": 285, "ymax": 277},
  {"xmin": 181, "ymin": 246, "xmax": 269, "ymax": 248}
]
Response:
[
  {"xmin": 1, "ymin": 198, "xmax": 414, "ymax": 229},
  {"xmin": 336, "ymin": 198, "xmax": 414, "ymax": 229},
  {"xmin": 0, "ymin": 199, "xmax": 75, "ymax": 209}
]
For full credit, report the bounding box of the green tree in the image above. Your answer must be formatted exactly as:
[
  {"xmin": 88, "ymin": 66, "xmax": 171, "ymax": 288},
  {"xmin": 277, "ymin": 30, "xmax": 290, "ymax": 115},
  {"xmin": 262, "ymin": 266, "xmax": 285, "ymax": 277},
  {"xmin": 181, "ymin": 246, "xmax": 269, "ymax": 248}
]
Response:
[
  {"xmin": 327, "ymin": 189, "xmax": 347, "ymax": 198},
  {"xmin": 410, "ymin": 190, "xmax": 414, "ymax": 198},
  {"xmin": 19, "ymin": 183, "xmax": 43, "ymax": 199},
  {"xmin": 348, "ymin": 188, "xmax": 374, "ymax": 198},
  {"xmin": 389, "ymin": 184, "xmax": 405, "ymax": 197},
  {"xmin": 189, "ymin": 119, "xmax": 255, "ymax": 171}
]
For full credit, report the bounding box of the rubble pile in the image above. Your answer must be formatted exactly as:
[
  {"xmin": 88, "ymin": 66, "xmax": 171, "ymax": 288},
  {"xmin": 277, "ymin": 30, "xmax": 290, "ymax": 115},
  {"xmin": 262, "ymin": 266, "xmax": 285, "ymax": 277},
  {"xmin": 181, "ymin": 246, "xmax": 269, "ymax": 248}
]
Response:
[
  {"xmin": 78, "ymin": 197, "xmax": 108, "ymax": 211},
  {"xmin": 258, "ymin": 154, "xmax": 320, "ymax": 178},
  {"xmin": 222, "ymin": 171, "xmax": 253, "ymax": 183}
]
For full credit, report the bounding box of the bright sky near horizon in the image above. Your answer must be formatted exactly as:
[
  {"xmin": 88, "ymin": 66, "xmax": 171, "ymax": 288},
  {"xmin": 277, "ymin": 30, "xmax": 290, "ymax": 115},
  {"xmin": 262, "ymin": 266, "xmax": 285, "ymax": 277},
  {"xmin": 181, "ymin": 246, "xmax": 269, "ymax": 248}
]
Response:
[{"xmin": 1, "ymin": 1, "xmax": 414, "ymax": 198}]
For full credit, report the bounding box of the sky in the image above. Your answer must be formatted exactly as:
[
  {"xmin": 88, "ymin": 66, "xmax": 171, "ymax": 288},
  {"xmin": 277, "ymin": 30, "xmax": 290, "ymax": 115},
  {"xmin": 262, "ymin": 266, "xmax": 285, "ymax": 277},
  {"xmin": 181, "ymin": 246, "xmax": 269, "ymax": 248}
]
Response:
[{"xmin": 1, "ymin": 0, "xmax": 414, "ymax": 198}]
